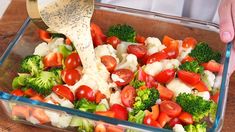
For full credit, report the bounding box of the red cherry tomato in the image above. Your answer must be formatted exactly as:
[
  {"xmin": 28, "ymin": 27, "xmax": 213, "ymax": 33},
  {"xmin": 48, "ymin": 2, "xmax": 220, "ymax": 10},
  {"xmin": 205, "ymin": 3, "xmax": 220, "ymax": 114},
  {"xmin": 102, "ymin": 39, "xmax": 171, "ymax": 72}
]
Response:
[
  {"xmin": 162, "ymin": 35, "xmax": 174, "ymax": 47},
  {"xmin": 136, "ymin": 34, "xmax": 146, "ymax": 44},
  {"xmin": 75, "ymin": 85, "xmax": 95, "ymax": 102},
  {"xmin": 24, "ymin": 88, "xmax": 37, "ymax": 97},
  {"xmin": 95, "ymin": 111, "xmax": 115, "ymax": 118},
  {"xmin": 91, "ymin": 23, "xmax": 106, "ymax": 47},
  {"xmin": 121, "ymin": 85, "xmax": 136, "ymax": 107},
  {"xmin": 193, "ymin": 81, "xmax": 209, "ymax": 92},
  {"xmin": 137, "ymin": 67, "xmax": 158, "ymax": 88},
  {"xmin": 168, "ymin": 118, "xmax": 181, "ymax": 128},
  {"xmin": 30, "ymin": 94, "xmax": 44, "ymax": 102},
  {"xmin": 62, "ymin": 69, "xmax": 81, "ymax": 85},
  {"xmin": 11, "ymin": 89, "xmax": 24, "ymax": 96},
  {"xmin": 43, "ymin": 52, "xmax": 63, "ymax": 68},
  {"xmin": 106, "ymin": 36, "xmax": 121, "ymax": 49},
  {"xmin": 31, "ymin": 108, "xmax": 50, "ymax": 124},
  {"xmin": 182, "ymin": 37, "xmax": 197, "ymax": 49},
  {"xmin": 181, "ymin": 56, "xmax": 195, "ymax": 64},
  {"xmin": 127, "ymin": 45, "xmax": 147, "ymax": 59},
  {"xmin": 154, "ymin": 69, "xmax": 176, "ymax": 83},
  {"xmin": 65, "ymin": 53, "xmax": 81, "ymax": 70},
  {"xmin": 144, "ymin": 115, "xmax": 162, "ymax": 128},
  {"xmin": 160, "ymin": 100, "xmax": 182, "ymax": 118},
  {"xmin": 95, "ymin": 91, "xmax": 106, "ymax": 104},
  {"xmin": 157, "ymin": 112, "xmax": 171, "ymax": 127},
  {"xmin": 157, "ymin": 85, "xmax": 174, "ymax": 100},
  {"xmin": 201, "ymin": 60, "xmax": 222, "ymax": 73},
  {"xmin": 112, "ymin": 69, "xmax": 134, "ymax": 87},
  {"xmin": 163, "ymin": 40, "xmax": 179, "ymax": 59},
  {"xmin": 65, "ymin": 37, "xmax": 72, "ymax": 45},
  {"xmin": 38, "ymin": 29, "xmax": 51, "ymax": 43},
  {"xmin": 52, "ymin": 85, "xmax": 74, "ymax": 102},
  {"xmin": 211, "ymin": 92, "xmax": 219, "ymax": 104},
  {"xmin": 110, "ymin": 104, "xmax": 128, "ymax": 120},
  {"xmin": 101, "ymin": 55, "xmax": 117, "ymax": 72},
  {"xmin": 178, "ymin": 70, "xmax": 201, "ymax": 86},
  {"xmin": 178, "ymin": 112, "xmax": 193, "ymax": 125},
  {"xmin": 146, "ymin": 51, "xmax": 168, "ymax": 64}
]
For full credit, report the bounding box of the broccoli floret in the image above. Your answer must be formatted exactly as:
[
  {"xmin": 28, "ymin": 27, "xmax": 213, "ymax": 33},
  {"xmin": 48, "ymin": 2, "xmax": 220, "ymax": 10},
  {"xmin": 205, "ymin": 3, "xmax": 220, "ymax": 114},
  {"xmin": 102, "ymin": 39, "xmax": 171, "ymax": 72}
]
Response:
[
  {"xmin": 184, "ymin": 122, "xmax": 207, "ymax": 132},
  {"xmin": 130, "ymin": 71, "xmax": 145, "ymax": 89},
  {"xmin": 133, "ymin": 88, "xmax": 159, "ymax": 114},
  {"xmin": 20, "ymin": 55, "xmax": 44, "ymax": 75},
  {"xmin": 107, "ymin": 24, "xmax": 136, "ymax": 42},
  {"xmin": 179, "ymin": 61, "xmax": 204, "ymax": 74},
  {"xmin": 184, "ymin": 124, "xmax": 196, "ymax": 132},
  {"xmin": 74, "ymin": 99, "xmax": 97, "ymax": 113},
  {"xmin": 209, "ymin": 102, "xmax": 217, "ymax": 122},
  {"xmin": 27, "ymin": 71, "xmax": 59, "ymax": 95},
  {"xmin": 128, "ymin": 110, "xmax": 145, "ymax": 124},
  {"xmin": 95, "ymin": 104, "xmax": 107, "ymax": 112},
  {"xmin": 189, "ymin": 42, "xmax": 221, "ymax": 63},
  {"xmin": 70, "ymin": 116, "xmax": 94, "ymax": 132},
  {"xmin": 12, "ymin": 73, "xmax": 31, "ymax": 89},
  {"xmin": 176, "ymin": 93, "xmax": 215, "ymax": 122},
  {"xmin": 48, "ymin": 68, "xmax": 63, "ymax": 84}
]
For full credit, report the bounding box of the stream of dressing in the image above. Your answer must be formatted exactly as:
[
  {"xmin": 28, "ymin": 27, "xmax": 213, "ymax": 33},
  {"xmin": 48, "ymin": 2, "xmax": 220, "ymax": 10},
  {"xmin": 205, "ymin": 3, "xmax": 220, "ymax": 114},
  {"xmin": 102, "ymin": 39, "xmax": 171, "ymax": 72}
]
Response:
[{"xmin": 38, "ymin": 0, "xmax": 111, "ymax": 97}]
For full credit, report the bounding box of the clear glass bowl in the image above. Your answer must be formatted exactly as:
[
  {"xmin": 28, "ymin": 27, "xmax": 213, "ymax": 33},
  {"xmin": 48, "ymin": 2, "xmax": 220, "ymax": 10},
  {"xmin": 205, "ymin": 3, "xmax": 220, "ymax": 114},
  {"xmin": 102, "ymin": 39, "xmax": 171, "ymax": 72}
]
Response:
[{"xmin": 0, "ymin": 3, "xmax": 232, "ymax": 132}]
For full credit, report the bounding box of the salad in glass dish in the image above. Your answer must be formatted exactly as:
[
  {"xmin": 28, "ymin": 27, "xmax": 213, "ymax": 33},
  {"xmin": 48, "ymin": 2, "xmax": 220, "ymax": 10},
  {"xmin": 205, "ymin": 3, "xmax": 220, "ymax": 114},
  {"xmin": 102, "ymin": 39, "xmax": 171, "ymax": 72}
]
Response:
[{"xmin": 10, "ymin": 23, "xmax": 222, "ymax": 132}]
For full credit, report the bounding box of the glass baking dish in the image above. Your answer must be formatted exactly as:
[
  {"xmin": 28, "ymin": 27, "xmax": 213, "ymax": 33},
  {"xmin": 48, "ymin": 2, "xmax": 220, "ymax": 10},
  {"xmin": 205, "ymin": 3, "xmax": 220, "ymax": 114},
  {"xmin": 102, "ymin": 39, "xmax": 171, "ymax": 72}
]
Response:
[{"xmin": 0, "ymin": 2, "xmax": 232, "ymax": 132}]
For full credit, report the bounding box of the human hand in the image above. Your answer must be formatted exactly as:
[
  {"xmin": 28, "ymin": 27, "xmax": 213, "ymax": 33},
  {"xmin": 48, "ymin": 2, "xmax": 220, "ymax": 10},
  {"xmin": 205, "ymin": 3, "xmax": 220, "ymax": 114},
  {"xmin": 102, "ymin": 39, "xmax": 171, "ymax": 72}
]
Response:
[{"xmin": 218, "ymin": 0, "xmax": 235, "ymax": 76}]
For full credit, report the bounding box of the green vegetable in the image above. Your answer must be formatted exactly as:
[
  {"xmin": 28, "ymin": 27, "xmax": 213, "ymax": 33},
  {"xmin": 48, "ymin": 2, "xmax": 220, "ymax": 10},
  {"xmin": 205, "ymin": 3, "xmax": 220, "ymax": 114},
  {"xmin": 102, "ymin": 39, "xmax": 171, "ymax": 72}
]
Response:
[
  {"xmin": 179, "ymin": 61, "xmax": 204, "ymax": 74},
  {"xmin": 130, "ymin": 71, "xmax": 145, "ymax": 89},
  {"xmin": 95, "ymin": 104, "xmax": 107, "ymax": 112},
  {"xmin": 58, "ymin": 45, "xmax": 72, "ymax": 58},
  {"xmin": 74, "ymin": 99, "xmax": 97, "ymax": 113},
  {"xmin": 209, "ymin": 102, "xmax": 217, "ymax": 122},
  {"xmin": 12, "ymin": 73, "xmax": 31, "ymax": 89},
  {"xmin": 19, "ymin": 55, "xmax": 44, "ymax": 75},
  {"xmin": 107, "ymin": 24, "xmax": 136, "ymax": 42},
  {"xmin": 133, "ymin": 88, "xmax": 159, "ymax": 114},
  {"xmin": 27, "ymin": 71, "xmax": 60, "ymax": 95},
  {"xmin": 70, "ymin": 116, "xmax": 94, "ymax": 132},
  {"xmin": 184, "ymin": 122, "xmax": 207, "ymax": 132},
  {"xmin": 189, "ymin": 42, "xmax": 221, "ymax": 63},
  {"xmin": 48, "ymin": 68, "xmax": 63, "ymax": 84},
  {"xmin": 128, "ymin": 110, "xmax": 145, "ymax": 124},
  {"xmin": 176, "ymin": 93, "xmax": 216, "ymax": 122}
]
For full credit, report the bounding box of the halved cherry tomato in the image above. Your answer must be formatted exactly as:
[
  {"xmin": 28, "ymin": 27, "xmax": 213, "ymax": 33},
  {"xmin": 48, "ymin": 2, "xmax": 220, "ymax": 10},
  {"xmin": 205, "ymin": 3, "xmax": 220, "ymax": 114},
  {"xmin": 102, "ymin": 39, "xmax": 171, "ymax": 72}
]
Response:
[
  {"xmin": 136, "ymin": 34, "xmax": 146, "ymax": 44},
  {"xmin": 43, "ymin": 52, "xmax": 63, "ymax": 68},
  {"xmin": 11, "ymin": 89, "xmax": 24, "ymax": 96},
  {"xmin": 101, "ymin": 55, "xmax": 117, "ymax": 72},
  {"xmin": 201, "ymin": 60, "xmax": 222, "ymax": 73},
  {"xmin": 182, "ymin": 37, "xmax": 197, "ymax": 49},
  {"xmin": 160, "ymin": 100, "xmax": 182, "ymax": 118},
  {"xmin": 211, "ymin": 92, "xmax": 219, "ymax": 104},
  {"xmin": 168, "ymin": 118, "xmax": 181, "ymax": 127},
  {"xmin": 163, "ymin": 40, "xmax": 179, "ymax": 59},
  {"xmin": 146, "ymin": 51, "xmax": 168, "ymax": 64},
  {"xmin": 178, "ymin": 70, "xmax": 201, "ymax": 85},
  {"xmin": 91, "ymin": 23, "xmax": 106, "ymax": 47},
  {"xmin": 121, "ymin": 85, "xmax": 136, "ymax": 107},
  {"xmin": 193, "ymin": 81, "xmax": 209, "ymax": 92},
  {"xmin": 145, "ymin": 104, "xmax": 160, "ymax": 120},
  {"xmin": 110, "ymin": 104, "xmax": 128, "ymax": 120},
  {"xmin": 62, "ymin": 69, "xmax": 81, "ymax": 85},
  {"xmin": 154, "ymin": 69, "xmax": 176, "ymax": 83},
  {"xmin": 144, "ymin": 115, "xmax": 162, "ymax": 128},
  {"xmin": 12, "ymin": 105, "xmax": 30, "ymax": 119},
  {"xmin": 157, "ymin": 112, "xmax": 171, "ymax": 127},
  {"xmin": 112, "ymin": 69, "xmax": 134, "ymax": 87},
  {"xmin": 95, "ymin": 111, "xmax": 115, "ymax": 118},
  {"xmin": 52, "ymin": 85, "xmax": 74, "ymax": 102},
  {"xmin": 106, "ymin": 36, "xmax": 121, "ymax": 49},
  {"xmin": 31, "ymin": 108, "xmax": 50, "ymax": 124},
  {"xmin": 127, "ymin": 45, "xmax": 147, "ymax": 59},
  {"xmin": 65, "ymin": 37, "xmax": 72, "ymax": 45},
  {"xmin": 178, "ymin": 112, "xmax": 193, "ymax": 125},
  {"xmin": 65, "ymin": 52, "xmax": 81, "ymax": 70},
  {"xmin": 157, "ymin": 84, "xmax": 174, "ymax": 100},
  {"xmin": 162, "ymin": 35, "xmax": 174, "ymax": 47},
  {"xmin": 38, "ymin": 29, "xmax": 51, "ymax": 43},
  {"xmin": 181, "ymin": 56, "xmax": 195, "ymax": 64},
  {"xmin": 95, "ymin": 91, "xmax": 106, "ymax": 104},
  {"xmin": 93, "ymin": 34, "xmax": 104, "ymax": 47},
  {"xmin": 24, "ymin": 88, "xmax": 37, "ymax": 97},
  {"xmin": 30, "ymin": 94, "xmax": 44, "ymax": 102},
  {"xmin": 137, "ymin": 67, "xmax": 158, "ymax": 88},
  {"xmin": 75, "ymin": 85, "xmax": 95, "ymax": 102}
]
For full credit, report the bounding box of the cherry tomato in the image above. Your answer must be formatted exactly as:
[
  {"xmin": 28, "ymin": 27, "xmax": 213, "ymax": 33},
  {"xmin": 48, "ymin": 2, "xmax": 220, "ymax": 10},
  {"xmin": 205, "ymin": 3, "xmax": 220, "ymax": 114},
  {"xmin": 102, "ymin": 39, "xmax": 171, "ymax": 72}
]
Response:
[
  {"xmin": 121, "ymin": 85, "xmax": 136, "ymax": 107},
  {"xmin": 160, "ymin": 100, "xmax": 182, "ymax": 118},
  {"xmin": 106, "ymin": 36, "xmax": 121, "ymax": 49},
  {"xmin": 95, "ymin": 111, "xmax": 115, "ymax": 118},
  {"xmin": 106, "ymin": 125, "xmax": 124, "ymax": 132},
  {"xmin": 127, "ymin": 45, "xmax": 147, "ymax": 59},
  {"xmin": 182, "ymin": 37, "xmax": 197, "ymax": 49},
  {"xmin": 144, "ymin": 115, "xmax": 162, "ymax": 128},
  {"xmin": 211, "ymin": 91, "xmax": 219, "ymax": 104},
  {"xmin": 178, "ymin": 70, "xmax": 201, "ymax": 86},
  {"xmin": 193, "ymin": 81, "xmax": 209, "ymax": 92},
  {"xmin": 31, "ymin": 108, "xmax": 50, "ymax": 124},
  {"xmin": 62, "ymin": 69, "xmax": 81, "ymax": 85},
  {"xmin": 162, "ymin": 35, "xmax": 174, "ymax": 47},
  {"xmin": 52, "ymin": 85, "xmax": 74, "ymax": 102},
  {"xmin": 95, "ymin": 91, "xmax": 106, "ymax": 104},
  {"xmin": 181, "ymin": 56, "xmax": 195, "ymax": 64},
  {"xmin": 11, "ymin": 89, "xmax": 24, "ymax": 96},
  {"xmin": 101, "ymin": 55, "xmax": 117, "ymax": 72},
  {"xmin": 112, "ymin": 69, "xmax": 134, "ymax": 87},
  {"xmin": 65, "ymin": 52, "xmax": 81, "ymax": 70},
  {"xmin": 91, "ymin": 23, "xmax": 106, "ymax": 47},
  {"xmin": 75, "ymin": 85, "xmax": 95, "ymax": 102},
  {"xmin": 146, "ymin": 51, "xmax": 168, "ymax": 64},
  {"xmin": 137, "ymin": 67, "xmax": 158, "ymax": 88},
  {"xmin": 38, "ymin": 29, "xmax": 51, "ymax": 43},
  {"xmin": 24, "ymin": 88, "xmax": 37, "ymax": 97},
  {"xmin": 136, "ymin": 34, "xmax": 146, "ymax": 44},
  {"xmin": 95, "ymin": 123, "xmax": 106, "ymax": 132},
  {"xmin": 30, "ymin": 94, "xmax": 44, "ymax": 102},
  {"xmin": 154, "ymin": 69, "xmax": 176, "ymax": 83},
  {"xmin": 110, "ymin": 104, "xmax": 128, "ymax": 120},
  {"xmin": 93, "ymin": 34, "xmax": 104, "ymax": 47},
  {"xmin": 65, "ymin": 37, "xmax": 72, "ymax": 45},
  {"xmin": 163, "ymin": 40, "xmax": 179, "ymax": 59},
  {"xmin": 178, "ymin": 112, "xmax": 193, "ymax": 125},
  {"xmin": 201, "ymin": 60, "xmax": 222, "ymax": 73},
  {"xmin": 157, "ymin": 84, "xmax": 174, "ymax": 100},
  {"xmin": 12, "ymin": 105, "xmax": 30, "ymax": 119},
  {"xmin": 43, "ymin": 52, "xmax": 63, "ymax": 68},
  {"xmin": 168, "ymin": 118, "xmax": 181, "ymax": 128},
  {"xmin": 157, "ymin": 112, "xmax": 171, "ymax": 127}
]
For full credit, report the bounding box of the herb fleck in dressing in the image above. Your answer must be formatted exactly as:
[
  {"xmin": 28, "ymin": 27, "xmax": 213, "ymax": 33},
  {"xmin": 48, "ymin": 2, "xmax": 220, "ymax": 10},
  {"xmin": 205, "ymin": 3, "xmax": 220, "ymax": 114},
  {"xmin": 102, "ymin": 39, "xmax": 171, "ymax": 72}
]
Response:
[{"xmin": 39, "ymin": 0, "xmax": 111, "ymax": 97}]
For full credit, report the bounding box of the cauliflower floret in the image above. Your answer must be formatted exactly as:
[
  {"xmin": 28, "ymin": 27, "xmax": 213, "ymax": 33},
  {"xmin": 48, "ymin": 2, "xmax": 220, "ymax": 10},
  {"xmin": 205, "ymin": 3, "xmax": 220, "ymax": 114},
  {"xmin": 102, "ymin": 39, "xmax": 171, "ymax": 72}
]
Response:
[
  {"xmin": 204, "ymin": 70, "xmax": 216, "ymax": 87},
  {"xmin": 161, "ymin": 59, "xmax": 181, "ymax": 70},
  {"xmin": 109, "ymin": 91, "xmax": 122, "ymax": 106},
  {"xmin": 48, "ymin": 38, "xmax": 65, "ymax": 52},
  {"xmin": 144, "ymin": 61, "xmax": 163, "ymax": 76},
  {"xmin": 116, "ymin": 42, "xmax": 138, "ymax": 60},
  {"xmin": 167, "ymin": 79, "xmax": 192, "ymax": 97},
  {"xmin": 145, "ymin": 37, "xmax": 166, "ymax": 55},
  {"xmin": 116, "ymin": 54, "xmax": 138, "ymax": 72},
  {"xmin": 173, "ymin": 124, "xmax": 186, "ymax": 132},
  {"xmin": 33, "ymin": 42, "xmax": 50, "ymax": 56},
  {"xmin": 95, "ymin": 44, "xmax": 119, "ymax": 63},
  {"xmin": 196, "ymin": 91, "xmax": 210, "ymax": 100}
]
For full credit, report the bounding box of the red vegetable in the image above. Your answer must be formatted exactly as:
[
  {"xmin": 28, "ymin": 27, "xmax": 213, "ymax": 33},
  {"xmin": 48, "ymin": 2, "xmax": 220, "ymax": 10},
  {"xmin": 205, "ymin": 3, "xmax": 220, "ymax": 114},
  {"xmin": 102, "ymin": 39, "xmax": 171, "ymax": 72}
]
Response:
[{"xmin": 52, "ymin": 85, "xmax": 74, "ymax": 102}]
